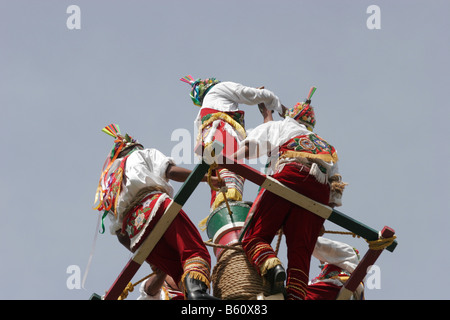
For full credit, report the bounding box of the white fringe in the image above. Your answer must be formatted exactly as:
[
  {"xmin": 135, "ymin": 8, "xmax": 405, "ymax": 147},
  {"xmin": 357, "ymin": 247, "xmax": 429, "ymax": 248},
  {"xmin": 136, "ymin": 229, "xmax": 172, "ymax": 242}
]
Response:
[{"xmin": 310, "ymin": 163, "xmax": 328, "ymax": 184}]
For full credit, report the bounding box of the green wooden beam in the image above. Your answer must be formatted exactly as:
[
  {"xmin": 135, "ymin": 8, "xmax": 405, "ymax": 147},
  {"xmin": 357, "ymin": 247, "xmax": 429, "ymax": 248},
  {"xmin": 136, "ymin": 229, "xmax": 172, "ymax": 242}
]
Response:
[
  {"xmin": 218, "ymin": 155, "xmax": 397, "ymax": 253},
  {"xmin": 329, "ymin": 209, "xmax": 397, "ymax": 252}
]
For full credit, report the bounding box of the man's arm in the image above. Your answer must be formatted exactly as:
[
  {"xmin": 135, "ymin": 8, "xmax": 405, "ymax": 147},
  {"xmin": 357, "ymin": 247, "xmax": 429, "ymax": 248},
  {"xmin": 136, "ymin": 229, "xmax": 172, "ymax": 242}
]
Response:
[
  {"xmin": 229, "ymin": 82, "xmax": 284, "ymax": 115},
  {"xmin": 144, "ymin": 268, "xmax": 167, "ymax": 297},
  {"xmin": 256, "ymin": 87, "xmax": 274, "ymax": 123},
  {"xmin": 232, "ymin": 141, "xmax": 260, "ymax": 161},
  {"xmin": 258, "ymin": 103, "xmax": 287, "ymax": 121},
  {"xmin": 165, "ymin": 164, "xmax": 193, "ymax": 182},
  {"xmin": 165, "ymin": 164, "xmax": 223, "ymax": 188},
  {"xmin": 258, "ymin": 103, "xmax": 274, "ymax": 123}
]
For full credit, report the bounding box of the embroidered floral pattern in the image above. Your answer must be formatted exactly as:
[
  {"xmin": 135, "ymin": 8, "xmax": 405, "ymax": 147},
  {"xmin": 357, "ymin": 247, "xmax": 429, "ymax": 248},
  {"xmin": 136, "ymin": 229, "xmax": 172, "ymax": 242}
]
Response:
[
  {"xmin": 124, "ymin": 193, "xmax": 162, "ymax": 238},
  {"xmin": 126, "ymin": 207, "xmax": 151, "ymax": 237},
  {"xmin": 286, "ymin": 134, "xmax": 333, "ymax": 155},
  {"xmin": 134, "ymin": 211, "xmax": 146, "ymax": 228},
  {"xmin": 280, "ymin": 134, "xmax": 338, "ymax": 164}
]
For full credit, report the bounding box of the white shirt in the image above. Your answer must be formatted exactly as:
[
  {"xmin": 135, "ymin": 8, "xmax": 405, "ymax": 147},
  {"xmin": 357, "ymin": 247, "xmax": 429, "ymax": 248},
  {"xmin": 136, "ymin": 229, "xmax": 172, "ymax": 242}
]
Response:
[
  {"xmin": 313, "ymin": 237, "xmax": 359, "ymax": 274},
  {"xmin": 103, "ymin": 148, "xmax": 175, "ymax": 233},
  {"xmin": 310, "ymin": 237, "xmax": 364, "ymax": 299},
  {"xmin": 241, "ymin": 117, "xmax": 311, "ymax": 157},
  {"xmin": 195, "ymin": 81, "xmax": 283, "ymax": 127},
  {"xmin": 241, "ymin": 117, "xmax": 339, "ymax": 174},
  {"xmin": 240, "ymin": 118, "xmax": 342, "ymax": 205}
]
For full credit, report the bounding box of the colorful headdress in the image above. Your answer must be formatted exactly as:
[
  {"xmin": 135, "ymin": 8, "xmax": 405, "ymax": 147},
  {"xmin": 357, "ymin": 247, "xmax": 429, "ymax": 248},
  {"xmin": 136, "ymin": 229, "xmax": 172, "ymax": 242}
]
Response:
[
  {"xmin": 180, "ymin": 75, "xmax": 220, "ymax": 107},
  {"xmin": 287, "ymin": 86, "xmax": 317, "ymax": 131},
  {"xmin": 93, "ymin": 124, "xmax": 141, "ymax": 219},
  {"xmin": 101, "ymin": 124, "xmax": 139, "ymax": 161}
]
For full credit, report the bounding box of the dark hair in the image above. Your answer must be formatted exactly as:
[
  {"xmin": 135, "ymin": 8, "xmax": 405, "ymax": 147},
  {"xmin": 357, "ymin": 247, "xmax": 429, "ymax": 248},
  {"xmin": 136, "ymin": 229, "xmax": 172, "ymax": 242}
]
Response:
[{"xmin": 118, "ymin": 143, "xmax": 144, "ymax": 158}]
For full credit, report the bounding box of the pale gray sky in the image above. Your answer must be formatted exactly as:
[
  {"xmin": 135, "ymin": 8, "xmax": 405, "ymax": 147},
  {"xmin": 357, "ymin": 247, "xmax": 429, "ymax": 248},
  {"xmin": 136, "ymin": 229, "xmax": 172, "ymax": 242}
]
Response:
[{"xmin": 1, "ymin": 0, "xmax": 449, "ymax": 300}]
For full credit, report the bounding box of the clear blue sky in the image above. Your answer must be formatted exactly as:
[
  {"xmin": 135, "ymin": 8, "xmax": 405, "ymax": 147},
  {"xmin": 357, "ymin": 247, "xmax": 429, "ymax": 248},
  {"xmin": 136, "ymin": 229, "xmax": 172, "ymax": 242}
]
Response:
[{"xmin": 1, "ymin": 0, "xmax": 449, "ymax": 300}]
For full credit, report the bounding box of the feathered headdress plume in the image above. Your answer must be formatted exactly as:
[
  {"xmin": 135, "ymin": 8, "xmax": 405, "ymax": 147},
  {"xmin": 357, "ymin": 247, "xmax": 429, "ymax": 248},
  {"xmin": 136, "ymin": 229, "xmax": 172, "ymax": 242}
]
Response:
[
  {"xmin": 101, "ymin": 123, "xmax": 121, "ymax": 138},
  {"xmin": 179, "ymin": 75, "xmax": 196, "ymax": 86},
  {"xmin": 180, "ymin": 74, "xmax": 220, "ymax": 107},
  {"xmin": 305, "ymin": 86, "xmax": 317, "ymax": 104},
  {"xmin": 287, "ymin": 86, "xmax": 317, "ymax": 131}
]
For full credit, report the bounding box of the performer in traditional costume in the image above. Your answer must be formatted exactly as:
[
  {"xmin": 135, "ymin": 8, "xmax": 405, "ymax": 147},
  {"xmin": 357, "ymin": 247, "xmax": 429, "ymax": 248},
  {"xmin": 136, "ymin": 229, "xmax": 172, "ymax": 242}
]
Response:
[
  {"xmin": 93, "ymin": 124, "xmax": 220, "ymax": 300},
  {"xmin": 233, "ymin": 87, "xmax": 347, "ymax": 299},
  {"xmin": 180, "ymin": 75, "xmax": 286, "ymax": 213},
  {"xmin": 306, "ymin": 236, "xmax": 363, "ymax": 300}
]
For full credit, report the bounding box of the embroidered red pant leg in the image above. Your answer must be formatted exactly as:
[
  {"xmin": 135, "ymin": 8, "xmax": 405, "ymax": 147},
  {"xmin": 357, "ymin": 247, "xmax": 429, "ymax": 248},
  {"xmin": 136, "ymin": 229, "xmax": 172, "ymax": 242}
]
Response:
[
  {"xmin": 133, "ymin": 198, "xmax": 211, "ymax": 287},
  {"xmin": 241, "ymin": 189, "xmax": 290, "ymax": 273},
  {"xmin": 242, "ymin": 164, "xmax": 330, "ymax": 300},
  {"xmin": 202, "ymin": 119, "xmax": 245, "ymax": 210},
  {"xmin": 305, "ymin": 282, "xmax": 341, "ymax": 300},
  {"xmin": 199, "ymin": 108, "xmax": 244, "ymax": 159}
]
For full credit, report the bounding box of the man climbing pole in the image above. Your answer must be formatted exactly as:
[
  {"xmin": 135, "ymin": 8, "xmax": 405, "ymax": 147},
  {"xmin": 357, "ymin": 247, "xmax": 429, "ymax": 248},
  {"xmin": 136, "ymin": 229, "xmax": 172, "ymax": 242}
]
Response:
[
  {"xmin": 233, "ymin": 87, "xmax": 347, "ymax": 299},
  {"xmin": 93, "ymin": 124, "xmax": 220, "ymax": 300},
  {"xmin": 180, "ymin": 75, "xmax": 287, "ymax": 213},
  {"xmin": 137, "ymin": 266, "xmax": 185, "ymax": 300},
  {"xmin": 306, "ymin": 234, "xmax": 364, "ymax": 300}
]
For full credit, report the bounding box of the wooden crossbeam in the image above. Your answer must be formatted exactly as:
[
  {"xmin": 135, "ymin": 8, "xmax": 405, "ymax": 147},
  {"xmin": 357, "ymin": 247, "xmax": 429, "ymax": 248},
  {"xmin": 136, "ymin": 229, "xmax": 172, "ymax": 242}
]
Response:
[
  {"xmin": 336, "ymin": 226, "xmax": 396, "ymax": 300},
  {"xmin": 217, "ymin": 155, "xmax": 397, "ymax": 253},
  {"xmin": 99, "ymin": 142, "xmax": 223, "ymax": 300},
  {"xmin": 210, "ymin": 150, "xmax": 398, "ymax": 300},
  {"xmin": 96, "ymin": 141, "xmax": 397, "ymax": 300}
]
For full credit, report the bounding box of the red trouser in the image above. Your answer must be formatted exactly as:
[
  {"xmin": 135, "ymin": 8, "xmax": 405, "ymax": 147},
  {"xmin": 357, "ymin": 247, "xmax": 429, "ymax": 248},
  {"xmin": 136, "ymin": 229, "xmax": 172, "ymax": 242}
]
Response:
[
  {"xmin": 242, "ymin": 164, "xmax": 330, "ymax": 300},
  {"xmin": 199, "ymin": 108, "xmax": 244, "ymax": 158},
  {"xmin": 129, "ymin": 197, "xmax": 211, "ymax": 286},
  {"xmin": 199, "ymin": 108, "xmax": 245, "ymax": 209},
  {"xmin": 305, "ymin": 282, "xmax": 341, "ymax": 300}
]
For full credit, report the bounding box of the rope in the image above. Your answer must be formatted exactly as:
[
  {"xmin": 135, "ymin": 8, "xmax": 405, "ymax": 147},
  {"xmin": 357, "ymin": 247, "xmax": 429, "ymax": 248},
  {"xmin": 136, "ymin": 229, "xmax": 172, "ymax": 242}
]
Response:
[
  {"xmin": 323, "ymin": 230, "xmax": 361, "ymax": 238},
  {"xmin": 367, "ymin": 235, "xmax": 397, "ymax": 250},
  {"xmin": 323, "ymin": 229, "xmax": 396, "ymax": 250},
  {"xmin": 118, "ymin": 272, "xmax": 155, "ymax": 300},
  {"xmin": 207, "ymin": 230, "xmax": 283, "ymax": 300},
  {"xmin": 211, "ymin": 244, "xmax": 271, "ymax": 300},
  {"xmin": 204, "ymin": 228, "xmax": 283, "ymax": 254},
  {"xmin": 204, "ymin": 141, "xmax": 233, "ymax": 216},
  {"xmin": 207, "ymin": 162, "xmax": 233, "ymax": 216},
  {"xmin": 274, "ymin": 229, "xmax": 283, "ymax": 254},
  {"xmin": 204, "ymin": 240, "xmax": 244, "ymax": 252}
]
